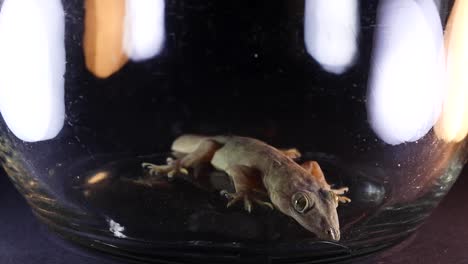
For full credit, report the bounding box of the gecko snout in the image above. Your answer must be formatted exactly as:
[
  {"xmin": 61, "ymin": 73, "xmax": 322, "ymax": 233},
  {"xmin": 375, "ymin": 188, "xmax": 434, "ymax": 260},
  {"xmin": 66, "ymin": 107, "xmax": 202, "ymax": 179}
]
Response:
[{"xmin": 326, "ymin": 227, "xmax": 340, "ymax": 241}]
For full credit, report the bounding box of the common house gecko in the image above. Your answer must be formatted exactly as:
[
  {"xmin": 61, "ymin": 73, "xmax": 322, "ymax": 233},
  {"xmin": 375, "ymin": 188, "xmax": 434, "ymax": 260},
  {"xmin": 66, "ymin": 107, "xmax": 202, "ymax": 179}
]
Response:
[{"xmin": 142, "ymin": 135, "xmax": 350, "ymax": 241}]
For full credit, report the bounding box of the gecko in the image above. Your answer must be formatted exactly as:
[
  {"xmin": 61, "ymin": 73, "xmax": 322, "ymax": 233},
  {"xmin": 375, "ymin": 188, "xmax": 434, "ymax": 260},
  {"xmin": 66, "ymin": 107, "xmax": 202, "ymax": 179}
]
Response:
[{"xmin": 142, "ymin": 135, "xmax": 350, "ymax": 241}]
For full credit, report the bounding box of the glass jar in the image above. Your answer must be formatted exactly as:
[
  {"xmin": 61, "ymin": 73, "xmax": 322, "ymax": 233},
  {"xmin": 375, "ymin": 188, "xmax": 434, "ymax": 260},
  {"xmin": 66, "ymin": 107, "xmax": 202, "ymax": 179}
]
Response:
[{"xmin": 0, "ymin": 0, "xmax": 466, "ymax": 263}]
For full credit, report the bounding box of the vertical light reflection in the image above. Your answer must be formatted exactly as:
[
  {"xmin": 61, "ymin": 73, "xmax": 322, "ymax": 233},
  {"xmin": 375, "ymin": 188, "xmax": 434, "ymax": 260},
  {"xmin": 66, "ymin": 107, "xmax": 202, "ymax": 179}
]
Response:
[
  {"xmin": 435, "ymin": 0, "xmax": 468, "ymax": 143},
  {"xmin": 304, "ymin": 0, "xmax": 359, "ymax": 74},
  {"xmin": 124, "ymin": 0, "xmax": 165, "ymax": 61},
  {"xmin": 367, "ymin": 0, "xmax": 444, "ymax": 145},
  {"xmin": 0, "ymin": 0, "xmax": 65, "ymax": 142},
  {"xmin": 84, "ymin": 0, "xmax": 128, "ymax": 78}
]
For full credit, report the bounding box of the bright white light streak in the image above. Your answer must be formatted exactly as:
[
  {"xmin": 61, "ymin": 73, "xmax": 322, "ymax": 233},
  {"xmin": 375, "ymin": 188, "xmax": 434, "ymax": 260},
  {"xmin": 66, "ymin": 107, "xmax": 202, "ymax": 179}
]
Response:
[
  {"xmin": 0, "ymin": 0, "xmax": 65, "ymax": 142},
  {"xmin": 435, "ymin": 0, "xmax": 468, "ymax": 142},
  {"xmin": 304, "ymin": 0, "xmax": 359, "ymax": 74},
  {"xmin": 124, "ymin": 0, "xmax": 165, "ymax": 61},
  {"xmin": 367, "ymin": 0, "xmax": 445, "ymax": 145}
]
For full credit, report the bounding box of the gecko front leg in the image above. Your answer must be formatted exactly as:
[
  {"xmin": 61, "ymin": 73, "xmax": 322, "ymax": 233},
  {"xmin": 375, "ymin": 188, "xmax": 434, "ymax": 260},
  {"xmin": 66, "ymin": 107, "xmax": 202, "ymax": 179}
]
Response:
[
  {"xmin": 221, "ymin": 165, "xmax": 273, "ymax": 213},
  {"xmin": 142, "ymin": 139, "xmax": 222, "ymax": 178}
]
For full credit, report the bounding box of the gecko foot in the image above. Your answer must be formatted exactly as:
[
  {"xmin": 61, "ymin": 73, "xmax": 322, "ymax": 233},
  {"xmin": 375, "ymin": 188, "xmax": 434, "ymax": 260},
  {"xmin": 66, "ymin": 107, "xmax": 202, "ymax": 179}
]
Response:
[
  {"xmin": 220, "ymin": 190, "xmax": 274, "ymax": 213},
  {"xmin": 337, "ymin": 196, "xmax": 351, "ymax": 203},
  {"xmin": 331, "ymin": 187, "xmax": 351, "ymax": 204},
  {"xmin": 142, "ymin": 161, "xmax": 188, "ymax": 178},
  {"xmin": 331, "ymin": 187, "xmax": 349, "ymax": 195}
]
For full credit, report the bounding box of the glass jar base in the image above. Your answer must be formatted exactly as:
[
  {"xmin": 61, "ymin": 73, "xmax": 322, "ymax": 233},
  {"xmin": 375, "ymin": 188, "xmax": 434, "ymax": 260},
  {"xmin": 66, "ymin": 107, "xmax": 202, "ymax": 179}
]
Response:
[{"xmin": 38, "ymin": 211, "xmax": 411, "ymax": 264}]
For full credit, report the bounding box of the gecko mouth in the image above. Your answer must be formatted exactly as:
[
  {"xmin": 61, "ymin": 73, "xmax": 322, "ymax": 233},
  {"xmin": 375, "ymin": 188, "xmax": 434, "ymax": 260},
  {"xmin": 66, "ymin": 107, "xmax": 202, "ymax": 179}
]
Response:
[
  {"xmin": 293, "ymin": 216, "xmax": 341, "ymax": 241},
  {"xmin": 325, "ymin": 227, "xmax": 340, "ymax": 241}
]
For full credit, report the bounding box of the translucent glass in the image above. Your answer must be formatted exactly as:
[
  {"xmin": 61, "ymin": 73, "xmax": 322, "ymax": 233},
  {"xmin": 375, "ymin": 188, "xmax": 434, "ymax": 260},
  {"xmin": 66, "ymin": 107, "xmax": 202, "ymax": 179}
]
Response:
[{"xmin": 0, "ymin": 0, "xmax": 466, "ymax": 262}]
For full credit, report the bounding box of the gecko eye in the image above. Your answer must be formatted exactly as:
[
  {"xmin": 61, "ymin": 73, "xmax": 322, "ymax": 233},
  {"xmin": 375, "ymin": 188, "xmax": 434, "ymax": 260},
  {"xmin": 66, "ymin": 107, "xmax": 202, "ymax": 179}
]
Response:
[
  {"xmin": 320, "ymin": 189, "xmax": 339, "ymax": 207},
  {"xmin": 292, "ymin": 192, "xmax": 313, "ymax": 214}
]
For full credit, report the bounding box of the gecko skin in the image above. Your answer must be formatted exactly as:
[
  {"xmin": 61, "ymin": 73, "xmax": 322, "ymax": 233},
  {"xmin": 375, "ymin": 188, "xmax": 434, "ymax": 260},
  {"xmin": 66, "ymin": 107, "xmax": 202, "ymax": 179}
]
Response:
[{"xmin": 142, "ymin": 135, "xmax": 350, "ymax": 241}]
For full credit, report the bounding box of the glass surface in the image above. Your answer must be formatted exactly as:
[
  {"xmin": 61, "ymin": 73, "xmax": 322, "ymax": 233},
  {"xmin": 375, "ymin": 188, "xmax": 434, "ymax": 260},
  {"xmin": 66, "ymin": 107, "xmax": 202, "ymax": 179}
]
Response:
[{"xmin": 0, "ymin": 0, "xmax": 466, "ymax": 263}]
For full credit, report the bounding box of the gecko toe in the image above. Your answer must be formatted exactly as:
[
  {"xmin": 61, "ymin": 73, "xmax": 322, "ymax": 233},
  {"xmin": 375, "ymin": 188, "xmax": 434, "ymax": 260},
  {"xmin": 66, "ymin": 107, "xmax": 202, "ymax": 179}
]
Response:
[
  {"xmin": 254, "ymin": 199, "xmax": 274, "ymax": 210},
  {"xmin": 220, "ymin": 190, "xmax": 230, "ymax": 198},
  {"xmin": 222, "ymin": 190, "xmax": 274, "ymax": 213},
  {"xmin": 223, "ymin": 191, "xmax": 241, "ymax": 208},
  {"xmin": 142, "ymin": 161, "xmax": 189, "ymax": 178},
  {"xmin": 167, "ymin": 170, "xmax": 176, "ymax": 178},
  {"xmin": 332, "ymin": 187, "xmax": 349, "ymax": 195},
  {"xmin": 339, "ymin": 196, "xmax": 351, "ymax": 203},
  {"xmin": 141, "ymin": 162, "xmax": 154, "ymax": 169}
]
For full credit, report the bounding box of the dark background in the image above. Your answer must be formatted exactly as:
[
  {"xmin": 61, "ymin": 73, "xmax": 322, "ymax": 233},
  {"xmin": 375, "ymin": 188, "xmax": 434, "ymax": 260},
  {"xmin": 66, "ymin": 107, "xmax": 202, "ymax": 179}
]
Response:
[{"xmin": 1, "ymin": 166, "xmax": 467, "ymax": 264}]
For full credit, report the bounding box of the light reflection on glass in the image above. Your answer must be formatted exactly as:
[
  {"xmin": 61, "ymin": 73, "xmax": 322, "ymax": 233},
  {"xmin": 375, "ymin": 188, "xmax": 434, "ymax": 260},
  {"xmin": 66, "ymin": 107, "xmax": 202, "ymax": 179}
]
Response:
[
  {"xmin": 435, "ymin": 0, "xmax": 468, "ymax": 143},
  {"xmin": 84, "ymin": 0, "xmax": 128, "ymax": 78},
  {"xmin": 124, "ymin": 0, "xmax": 165, "ymax": 61},
  {"xmin": 367, "ymin": 0, "xmax": 444, "ymax": 145},
  {"xmin": 304, "ymin": 0, "xmax": 359, "ymax": 74},
  {"xmin": 87, "ymin": 171, "xmax": 110, "ymax": 185},
  {"xmin": 0, "ymin": 0, "xmax": 65, "ymax": 142}
]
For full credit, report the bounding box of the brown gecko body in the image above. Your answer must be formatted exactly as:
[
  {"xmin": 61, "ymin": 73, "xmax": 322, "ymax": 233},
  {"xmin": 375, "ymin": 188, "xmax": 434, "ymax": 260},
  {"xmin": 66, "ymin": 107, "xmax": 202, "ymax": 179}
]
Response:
[{"xmin": 142, "ymin": 135, "xmax": 350, "ymax": 241}]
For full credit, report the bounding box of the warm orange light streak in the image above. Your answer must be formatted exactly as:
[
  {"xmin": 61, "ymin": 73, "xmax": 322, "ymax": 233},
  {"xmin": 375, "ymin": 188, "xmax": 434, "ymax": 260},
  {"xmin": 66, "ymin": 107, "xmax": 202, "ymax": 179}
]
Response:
[
  {"xmin": 84, "ymin": 0, "xmax": 128, "ymax": 78},
  {"xmin": 435, "ymin": 0, "xmax": 468, "ymax": 142}
]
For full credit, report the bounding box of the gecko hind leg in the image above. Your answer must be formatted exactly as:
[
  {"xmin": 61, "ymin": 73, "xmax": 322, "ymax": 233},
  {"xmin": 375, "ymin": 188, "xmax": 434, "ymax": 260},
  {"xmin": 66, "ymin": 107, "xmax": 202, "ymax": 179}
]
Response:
[
  {"xmin": 221, "ymin": 165, "xmax": 273, "ymax": 213},
  {"xmin": 142, "ymin": 139, "xmax": 222, "ymax": 179},
  {"xmin": 331, "ymin": 187, "xmax": 351, "ymax": 204},
  {"xmin": 301, "ymin": 160, "xmax": 352, "ymax": 204}
]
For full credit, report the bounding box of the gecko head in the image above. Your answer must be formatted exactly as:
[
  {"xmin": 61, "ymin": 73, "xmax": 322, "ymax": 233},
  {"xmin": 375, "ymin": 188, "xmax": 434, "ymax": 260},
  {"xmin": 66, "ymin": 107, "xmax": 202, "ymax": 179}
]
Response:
[{"xmin": 289, "ymin": 189, "xmax": 341, "ymax": 241}]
